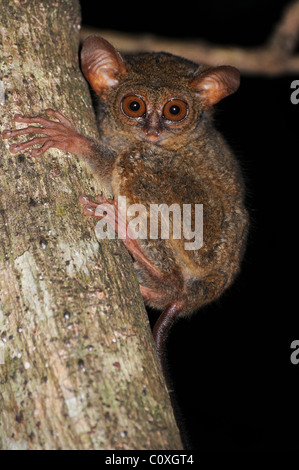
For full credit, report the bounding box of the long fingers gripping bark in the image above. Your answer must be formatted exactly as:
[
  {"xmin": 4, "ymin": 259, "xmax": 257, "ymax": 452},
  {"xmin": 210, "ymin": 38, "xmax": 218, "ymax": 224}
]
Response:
[{"xmin": 2, "ymin": 109, "xmax": 91, "ymax": 157}]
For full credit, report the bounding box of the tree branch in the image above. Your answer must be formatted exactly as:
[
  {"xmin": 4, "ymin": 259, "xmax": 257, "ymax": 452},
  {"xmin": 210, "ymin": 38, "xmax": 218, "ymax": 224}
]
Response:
[{"xmin": 81, "ymin": 0, "xmax": 299, "ymax": 76}]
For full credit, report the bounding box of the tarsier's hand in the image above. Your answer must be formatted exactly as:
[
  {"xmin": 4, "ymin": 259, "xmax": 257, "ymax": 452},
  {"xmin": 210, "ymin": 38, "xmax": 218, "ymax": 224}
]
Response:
[{"xmin": 2, "ymin": 109, "xmax": 89, "ymax": 157}]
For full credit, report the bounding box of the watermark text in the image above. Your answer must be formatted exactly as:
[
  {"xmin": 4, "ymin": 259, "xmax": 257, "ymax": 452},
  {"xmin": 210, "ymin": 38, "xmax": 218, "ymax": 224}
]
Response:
[{"xmin": 94, "ymin": 196, "xmax": 203, "ymax": 251}]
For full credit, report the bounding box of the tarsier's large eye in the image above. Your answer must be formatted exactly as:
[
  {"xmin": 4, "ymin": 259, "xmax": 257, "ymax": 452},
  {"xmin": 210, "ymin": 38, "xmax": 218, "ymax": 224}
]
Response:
[
  {"xmin": 121, "ymin": 95, "xmax": 146, "ymax": 118},
  {"xmin": 163, "ymin": 99, "xmax": 188, "ymax": 122}
]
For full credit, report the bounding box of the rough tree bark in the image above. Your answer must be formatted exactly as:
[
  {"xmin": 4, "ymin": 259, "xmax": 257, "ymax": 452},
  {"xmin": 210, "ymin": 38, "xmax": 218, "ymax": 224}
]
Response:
[{"xmin": 0, "ymin": 0, "xmax": 182, "ymax": 450}]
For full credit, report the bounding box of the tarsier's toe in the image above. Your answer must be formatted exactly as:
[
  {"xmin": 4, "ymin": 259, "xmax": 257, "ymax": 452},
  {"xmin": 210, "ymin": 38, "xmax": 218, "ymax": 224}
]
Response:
[
  {"xmin": 95, "ymin": 194, "xmax": 114, "ymax": 204},
  {"xmin": 82, "ymin": 205, "xmax": 97, "ymax": 217},
  {"xmin": 95, "ymin": 193, "xmax": 104, "ymax": 203},
  {"xmin": 79, "ymin": 195, "xmax": 101, "ymax": 217},
  {"xmin": 79, "ymin": 194, "xmax": 115, "ymax": 219},
  {"xmin": 78, "ymin": 194, "xmax": 98, "ymax": 207}
]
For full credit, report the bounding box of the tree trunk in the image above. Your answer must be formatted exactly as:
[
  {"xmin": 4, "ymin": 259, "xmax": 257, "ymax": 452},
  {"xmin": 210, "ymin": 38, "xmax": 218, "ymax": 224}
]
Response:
[{"xmin": 0, "ymin": 0, "xmax": 182, "ymax": 450}]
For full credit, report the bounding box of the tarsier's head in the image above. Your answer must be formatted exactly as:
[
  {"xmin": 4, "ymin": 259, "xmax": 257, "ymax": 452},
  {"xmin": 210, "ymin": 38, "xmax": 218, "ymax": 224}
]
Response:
[{"xmin": 81, "ymin": 36, "xmax": 240, "ymax": 148}]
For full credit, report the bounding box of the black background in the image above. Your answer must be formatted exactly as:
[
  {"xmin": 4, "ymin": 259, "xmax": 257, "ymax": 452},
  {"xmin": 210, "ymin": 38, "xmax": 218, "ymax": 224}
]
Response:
[{"xmin": 81, "ymin": 0, "xmax": 297, "ymax": 449}]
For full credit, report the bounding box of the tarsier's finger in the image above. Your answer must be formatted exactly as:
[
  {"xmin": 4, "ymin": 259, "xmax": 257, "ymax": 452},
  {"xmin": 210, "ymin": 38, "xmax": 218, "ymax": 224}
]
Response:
[
  {"xmin": 9, "ymin": 136, "xmax": 48, "ymax": 154},
  {"xmin": 45, "ymin": 109, "xmax": 76, "ymax": 130},
  {"xmin": 3, "ymin": 126, "xmax": 54, "ymax": 139},
  {"xmin": 31, "ymin": 140, "xmax": 56, "ymax": 156},
  {"xmin": 14, "ymin": 114, "xmax": 61, "ymax": 128}
]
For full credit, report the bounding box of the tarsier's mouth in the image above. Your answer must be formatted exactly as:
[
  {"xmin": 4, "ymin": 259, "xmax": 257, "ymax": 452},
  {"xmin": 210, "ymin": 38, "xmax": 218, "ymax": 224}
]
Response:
[{"xmin": 141, "ymin": 133, "xmax": 164, "ymax": 144}]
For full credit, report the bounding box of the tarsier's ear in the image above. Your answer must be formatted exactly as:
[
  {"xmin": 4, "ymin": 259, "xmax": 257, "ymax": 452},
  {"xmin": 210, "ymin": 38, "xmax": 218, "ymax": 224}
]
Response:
[
  {"xmin": 81, "ymin": 36, "xmax": 126, "ymax": 96},
  {"xmin": 190, "ymin": 66, "xmax": 240, "ymax": 106}
]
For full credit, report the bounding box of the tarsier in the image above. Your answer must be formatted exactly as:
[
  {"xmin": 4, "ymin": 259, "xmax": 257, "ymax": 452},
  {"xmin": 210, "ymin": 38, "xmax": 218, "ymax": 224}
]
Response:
[{"xmin": 3, "ymin": 36, "xmax": 248, "ymax": 397}]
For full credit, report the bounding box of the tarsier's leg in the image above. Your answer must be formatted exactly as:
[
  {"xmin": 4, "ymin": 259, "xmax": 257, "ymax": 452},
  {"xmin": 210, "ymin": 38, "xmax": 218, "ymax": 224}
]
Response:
[
  {"xmin": 79, "ymin": 194, "xmax": 185, "ymax": 380},
  {"xmin": 79, "ymin": 194, "xmax": 168, "ymax": 282}
]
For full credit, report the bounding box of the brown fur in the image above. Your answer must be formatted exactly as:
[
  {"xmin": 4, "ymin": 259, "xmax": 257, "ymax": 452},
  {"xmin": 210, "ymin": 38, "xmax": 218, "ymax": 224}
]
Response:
[
  {"xmin": 2, "ymin": 35, "xmax": 248, "ymax": 360},
  {"xmin": 87, "ymin": 41, "xmax": 249, "ymax": 317}
]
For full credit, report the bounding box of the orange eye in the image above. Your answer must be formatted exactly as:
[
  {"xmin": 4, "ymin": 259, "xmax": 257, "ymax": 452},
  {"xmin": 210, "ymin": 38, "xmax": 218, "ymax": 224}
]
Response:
[
  {"xmin": 121, "ymin": 95, "xmax": 146, "ymax": 118},
  {"xmin": 163, "ymin": 99, "xmax": 188, "ymax": 122}
]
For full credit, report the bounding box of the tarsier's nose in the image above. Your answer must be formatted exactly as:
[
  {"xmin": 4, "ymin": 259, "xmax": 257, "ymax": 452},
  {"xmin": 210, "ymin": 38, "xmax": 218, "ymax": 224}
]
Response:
[
  {"xmin": 144, "ymin": 112, "xmax": 162, "ymax": 139},
  {"xmin": 145, "ymin": 127, "xmax": 160, "ymax": 137}
]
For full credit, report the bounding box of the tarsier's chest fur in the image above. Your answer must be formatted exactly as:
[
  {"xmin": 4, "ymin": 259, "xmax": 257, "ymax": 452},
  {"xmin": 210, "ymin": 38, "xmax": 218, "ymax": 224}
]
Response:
[{"xmin": 112, "ymin": 129, "xmax": 247, "ymax": 315}]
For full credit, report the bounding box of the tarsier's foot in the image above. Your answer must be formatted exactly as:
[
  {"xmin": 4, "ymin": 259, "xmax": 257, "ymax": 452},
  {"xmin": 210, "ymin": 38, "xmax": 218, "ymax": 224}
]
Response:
[
  {"xmin": 2, "ymin": 109, "xmax": 89, "ymax": 156},
  {"xmin": 79, "ymin": 193, "xmax": 165, "ymax": 282},
  {"xmin": 79, "ymin": 194, "xmax": 115, "ymax": 218}
]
